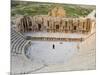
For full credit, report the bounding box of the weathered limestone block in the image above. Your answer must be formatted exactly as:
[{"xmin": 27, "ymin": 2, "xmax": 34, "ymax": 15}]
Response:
[
  {"xmin": 78, "ymin": 18, "xmax": 85, "ymax": 32},
  {"xmin": 87, "ymin": 18, "xmax": 91, "ymax": 32},
  {"xmin": 48, "ymin": 6, "xmax": 66, "ymax": 17},
  {"xmin": 16, "ymin": 16, "xmax": 23, "ymax": 32}
]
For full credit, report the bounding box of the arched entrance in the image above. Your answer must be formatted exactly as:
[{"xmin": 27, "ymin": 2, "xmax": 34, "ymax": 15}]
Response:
[{"xmin": 38, "ymin": 24, "xmax": 41, "ymax": 31}]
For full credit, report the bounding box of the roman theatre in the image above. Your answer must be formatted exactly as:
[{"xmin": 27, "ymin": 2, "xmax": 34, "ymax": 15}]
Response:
[{"xmin": 11, "ymin": 6, "xmax": 96, "ymax": 74}]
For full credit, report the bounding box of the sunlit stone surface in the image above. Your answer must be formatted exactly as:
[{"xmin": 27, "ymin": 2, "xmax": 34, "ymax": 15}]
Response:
[
  {"xmin": 25, "ymin": 41, "xmax": 78, "ymax": 64},
  {"xmin": 11, "ymin": 2, "xmax": 96, "ymax": 74}
]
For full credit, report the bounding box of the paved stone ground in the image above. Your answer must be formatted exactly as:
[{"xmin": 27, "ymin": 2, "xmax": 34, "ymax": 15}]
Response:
[
  {"xmin": 11, "ymin": 31, "xmax": 96, "ymax": 74},
  {"xmin": 26, "ymin": 41, "xmax": 78, "ymax": 65}
]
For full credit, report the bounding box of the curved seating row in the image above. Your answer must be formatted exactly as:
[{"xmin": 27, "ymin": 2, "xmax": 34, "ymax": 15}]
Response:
[{"xmin": 11, "ymin": 29, "xmax": 30, "ymax": 55}]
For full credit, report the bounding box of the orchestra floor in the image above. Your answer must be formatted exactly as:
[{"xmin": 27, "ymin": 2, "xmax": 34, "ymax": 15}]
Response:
[{"xmin": 25, "ymin": 41, "xmax": 79, "ymax": 64}]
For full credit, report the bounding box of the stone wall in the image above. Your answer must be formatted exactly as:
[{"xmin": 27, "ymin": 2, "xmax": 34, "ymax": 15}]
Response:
[{"xmin": 16, "ymin": 15, "xmax": 93, "ymax": 34}]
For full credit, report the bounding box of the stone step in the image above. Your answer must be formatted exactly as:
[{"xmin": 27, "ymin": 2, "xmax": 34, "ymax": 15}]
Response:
[
  {"xmin": 11, "ymin": 34, "xmax": 22, "ymax": 43},
  {"xmin": 11, "ymin": 37, "xmax": 24, "ymax": 53},
  {"xmin": 16, "ymin": 39, "xmax": 26, "ymax": 54},
  {"xmin": 11, "ymin": 29, "xmax": 29, "ymax": 55},
  {"xmin": 11, "ymin": 34, "xmax": 19, "ymax": 42},
  {"xmin": 18, "ymin": 41, "xmax": 27, "ymax": 54},
  {"xmin": 11, "ymin": 32, "xmax": 17, "ymax": 36}
]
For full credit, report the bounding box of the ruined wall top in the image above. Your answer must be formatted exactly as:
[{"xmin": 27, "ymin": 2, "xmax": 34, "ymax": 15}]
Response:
[{"xmin": 48, "ymin": 6, "xmax": 66, "ymax": 17}]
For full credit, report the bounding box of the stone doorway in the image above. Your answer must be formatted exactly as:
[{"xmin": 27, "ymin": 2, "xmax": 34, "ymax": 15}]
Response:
[{"xmin": 38, "ymin": 24, "xmax": 41, "ymax": 31}]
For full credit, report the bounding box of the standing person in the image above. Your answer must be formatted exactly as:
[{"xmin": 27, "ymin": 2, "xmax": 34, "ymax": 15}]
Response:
[{"xmin": 53, "ymin": 44, "xmax": 55, "ymax": 49}]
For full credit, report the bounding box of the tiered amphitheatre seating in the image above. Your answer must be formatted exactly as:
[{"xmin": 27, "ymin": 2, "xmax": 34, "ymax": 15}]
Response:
[{"xmin": 11, "ymin": 29, "xmax": 30, "ymax": 55}]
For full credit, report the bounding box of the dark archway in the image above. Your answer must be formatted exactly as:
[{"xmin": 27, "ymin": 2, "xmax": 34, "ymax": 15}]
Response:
[
  {"xmin": 56, "ymin": 25, "xmax": 59, "ymax": 30},
  {"xmin": 38, "ymin": 24, "xmax": 41, "ymax": 31},
  {"xmin": 74, "ymin": 26, "xmax": 76, "ymax": 30}
]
